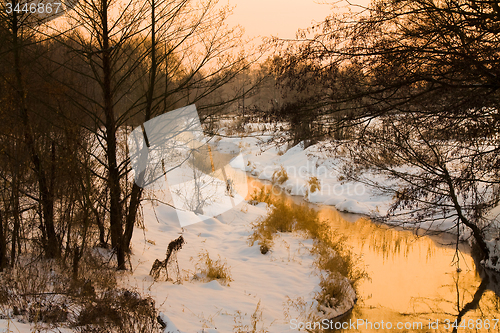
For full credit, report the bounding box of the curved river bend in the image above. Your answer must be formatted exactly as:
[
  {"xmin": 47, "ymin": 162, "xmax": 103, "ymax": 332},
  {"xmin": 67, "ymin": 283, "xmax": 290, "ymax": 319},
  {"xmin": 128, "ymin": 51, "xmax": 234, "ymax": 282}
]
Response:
[{"xmin": 246, "ymin": 177, "xmax": 500, "ymax": 333}]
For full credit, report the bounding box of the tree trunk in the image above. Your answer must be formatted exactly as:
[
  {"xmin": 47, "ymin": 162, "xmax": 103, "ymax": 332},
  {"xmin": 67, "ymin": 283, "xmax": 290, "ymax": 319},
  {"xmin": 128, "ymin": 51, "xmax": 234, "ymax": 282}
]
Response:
[
  {"xmin": 122, "ymin": 0, "xmax": 156, "ymax": 255},
  {"xmin": 444, "ymin": 168, "xmax": 489, "ymax": 259},
  {"xmin": 95, "ymin": 211, "xmax": 107, "ymax": 248},
  {"xmin": 12, "ymin": 8, "xmax": 59, "ymax": 259},
  {"xmin": 0, "ymin": 209, "xmax": 6, "ymax": 271},
  {"xmin": 123, "ymin": 183, "xmax": 142, "ymax": 253},
  {"xmin": 101, "ymin": 0, "xmax": 125, "ymax": 270},
  {"xmin": 11, "ymin": 182, "xmax": 20, "ymax": 267}
]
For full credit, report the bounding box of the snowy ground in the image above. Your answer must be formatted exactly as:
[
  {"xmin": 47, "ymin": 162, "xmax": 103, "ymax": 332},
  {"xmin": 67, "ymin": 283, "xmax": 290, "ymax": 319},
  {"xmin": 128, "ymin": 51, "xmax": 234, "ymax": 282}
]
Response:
[
  {"xmin": 2, "ymin": 124, "xmax": 499, "ymax": 332},
  {"xmin": 120, "ymin": 131, "xmax": 364, "ymax": 332},
  {"xmin": 0, "ymin": 195, "xmax": 355, "ymax": 332},
  {"xmin": 123, "ymin": 127, "xmax": 498, "ymax": 332},
  {"xmin": 221, "ymin": 128, "xmax": 500, "ymax": 272},
  {"xmin": 125, "ymin": 200, "xmax": 348, "ymax": 332}
]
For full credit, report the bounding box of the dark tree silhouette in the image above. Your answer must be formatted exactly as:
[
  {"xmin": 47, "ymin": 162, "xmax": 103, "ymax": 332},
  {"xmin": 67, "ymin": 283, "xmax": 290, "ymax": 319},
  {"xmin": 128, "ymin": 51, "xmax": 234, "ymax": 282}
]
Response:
[{"xmin": 273, "ymin": 0, "xmax": 500, "ymax": 262}]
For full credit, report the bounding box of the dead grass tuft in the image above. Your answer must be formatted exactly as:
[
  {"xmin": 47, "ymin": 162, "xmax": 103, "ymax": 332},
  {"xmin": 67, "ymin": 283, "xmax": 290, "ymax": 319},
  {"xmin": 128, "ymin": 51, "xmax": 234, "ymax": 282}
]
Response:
[
  {"xmin": 272, "ymin": 166, "xmax": 289, "ymax": 185},
  {"xmin": 194, "ymin": 251, "xmax": 233, "ymax": 286},
  {"xmin": 248, "ymin": 187, "xmax": 274, "ymax": 206},
  {"xmin": 308, "ymin": 176, "xmax": 321, "ymax": 193}
]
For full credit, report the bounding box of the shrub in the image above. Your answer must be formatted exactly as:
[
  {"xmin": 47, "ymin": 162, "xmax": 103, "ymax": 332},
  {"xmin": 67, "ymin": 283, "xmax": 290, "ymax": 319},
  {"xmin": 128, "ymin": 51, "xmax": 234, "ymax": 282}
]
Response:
[
  {"xmin": 272, "ymin": 166, "xmax": 288, "ymax": 185},
  {"xmin": 77, "ymin": 249, "xmax": 118, "ymax": 291},
  {"xmin": 73, "ymin": 289, "xmax": 160, "ymax": 333},
  {"xmin": 315, "ymin": 274, "xmax": 349, "ymax": 310},
  {"xmin": 0, "ymin": 252, "xmax": 161, "ymax": 333},
  {"xmin": 195, "ymin": 251, "xmax": 233, "ymax": 286},
  {"xmin": 248, "ymin": 187, "xmax": 274, "ymax": 206},
  {"xmin": 308, "ymin": 177, "xmax": 321, "ymax": 193},
  {"xmin": 0, "ymin": 260, "xmax": 71, "ymax": 326},
  {"xmin": 249, "ymin": 199, "xmax": 319, "ymax": 250}
]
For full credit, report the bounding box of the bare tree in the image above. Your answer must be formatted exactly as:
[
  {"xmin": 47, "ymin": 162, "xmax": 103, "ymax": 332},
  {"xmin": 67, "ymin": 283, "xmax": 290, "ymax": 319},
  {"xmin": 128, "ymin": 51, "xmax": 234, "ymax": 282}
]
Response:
[
  {"xmin": 52, "ymin": 0, "xmax": 254, "ymax": 269},
  {"xmin": 273, "ymin": 0, "xmax": 500, "ymax": 262}
]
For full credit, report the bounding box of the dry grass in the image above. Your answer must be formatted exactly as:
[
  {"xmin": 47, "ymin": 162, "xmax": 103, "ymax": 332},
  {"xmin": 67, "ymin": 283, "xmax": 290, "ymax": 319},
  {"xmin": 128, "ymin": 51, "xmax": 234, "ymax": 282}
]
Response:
[
  {"xmin": 249, "ymin": 199, "xmax": 323, "ymax": 255},
  {"xmin": 249, "ymin": 192, "xmax": 368, "ymax": 317},
  {"xmin": 233, "ymin": 300, "xmax": 269, "ymax": 333},
  {"xmin": 195, "ymin": 251, "xmax": 233, "ymax": 286},
  {"xmin": 315, "ymin": 275, "xmax": 349, "ymax": 309},
  {"xmin": 248, "ymin": 187, "xmax": 274, "ymax": 206},
  {"xmin": 272, "ymin": 166, "xmax": 289, "ymax": 185},
  {"xmin": 0, "ymin": 251, "xmax": 161, "ymax": 332},
  {"xmin": 249, "ymin": 199, "xmax": 323, "ymax": 246},
  {"xmin": 308, "ymin": 176, "xmax": 321, "ymax": 193}
]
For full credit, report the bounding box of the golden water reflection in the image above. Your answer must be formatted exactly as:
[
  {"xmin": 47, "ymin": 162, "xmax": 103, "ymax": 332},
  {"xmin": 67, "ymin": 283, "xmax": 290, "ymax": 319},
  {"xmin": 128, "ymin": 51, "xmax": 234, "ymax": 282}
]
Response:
[{"xmin": 245, "ymin": 177, "xmax": 500, "ymax": 332}]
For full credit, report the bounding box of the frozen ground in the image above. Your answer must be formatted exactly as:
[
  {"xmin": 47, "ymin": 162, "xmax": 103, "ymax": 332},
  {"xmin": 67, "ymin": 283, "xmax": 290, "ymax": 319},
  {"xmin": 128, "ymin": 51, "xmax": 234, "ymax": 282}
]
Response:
[
  {"xmin": 0, "ymin": 194, "xmax": 356, "ymax": 332},
  {"xmin": 120, "ymin": 131, "xmax": 363, "ymax": 332},
  {"xmin": 2, "ymin": 125, "xmax": 499, "ymax": 332}
]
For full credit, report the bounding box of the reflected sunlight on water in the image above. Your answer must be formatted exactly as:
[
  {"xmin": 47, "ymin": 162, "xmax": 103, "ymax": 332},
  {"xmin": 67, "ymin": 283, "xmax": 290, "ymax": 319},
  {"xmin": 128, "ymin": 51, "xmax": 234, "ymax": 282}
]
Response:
[{"xmin": 245, "ymin": 176, "xmax": 500, "ymax": 332}]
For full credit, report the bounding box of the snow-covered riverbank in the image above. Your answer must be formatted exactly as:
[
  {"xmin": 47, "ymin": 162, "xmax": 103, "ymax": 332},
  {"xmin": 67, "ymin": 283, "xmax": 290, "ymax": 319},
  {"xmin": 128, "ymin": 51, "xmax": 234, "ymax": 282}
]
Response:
[
  {"xmin": 126, "ymin": 198, "xmax": 355, "ymax": 332},
  {"xmin": 224, "ymin": 130, "xmax": 500, "ymax": 272},
  {"xmin": 3, "ymin": 126, "xmax": 497, "ymax": 333},
  {"xmin": 121, "ymin": 133, "xmax": 367, "ymax": 332}
]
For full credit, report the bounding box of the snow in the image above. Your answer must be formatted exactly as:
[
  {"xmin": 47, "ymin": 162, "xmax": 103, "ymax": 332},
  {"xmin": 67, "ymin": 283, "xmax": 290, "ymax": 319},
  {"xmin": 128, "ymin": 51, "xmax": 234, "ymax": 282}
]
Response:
[
  {"xmin": 123, "ymin": 195, "xmax": 357, "ymax": 332},
  {"xmin": 0, "ymin": 128, "xmax": 358, "ymax": 331},
  {"xmin": 236, "ymin": 138, "xmax": 393, "ymax": 217},
  {"xmin": 131, "ymin": 128, "xmax": 499, "ymax": 333},
  {"xmin": 158, "ymin": 312, "xmax": 181, "ymax": 333},
  {"xmin": 3, "ymin": 124, "xmax": 499, "ymax": 332}
]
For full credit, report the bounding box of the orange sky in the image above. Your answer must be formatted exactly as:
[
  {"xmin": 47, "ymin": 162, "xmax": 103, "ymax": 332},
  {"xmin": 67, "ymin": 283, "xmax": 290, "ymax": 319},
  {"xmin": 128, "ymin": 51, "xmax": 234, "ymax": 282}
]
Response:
[
  {"xmin": 226, "ymin": 0, "xmax": 371, "ymax": 40},
  {"xmin": 226, "ymin": 0, "xmax": 333, "ymax": 39}
]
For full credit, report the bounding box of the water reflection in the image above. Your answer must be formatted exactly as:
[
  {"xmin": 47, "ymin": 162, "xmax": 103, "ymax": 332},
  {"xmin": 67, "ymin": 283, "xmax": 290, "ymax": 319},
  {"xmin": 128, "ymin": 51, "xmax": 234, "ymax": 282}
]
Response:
[{"xmin": 245, "ymin": 177, "xmax": 500, "ymax": 332}]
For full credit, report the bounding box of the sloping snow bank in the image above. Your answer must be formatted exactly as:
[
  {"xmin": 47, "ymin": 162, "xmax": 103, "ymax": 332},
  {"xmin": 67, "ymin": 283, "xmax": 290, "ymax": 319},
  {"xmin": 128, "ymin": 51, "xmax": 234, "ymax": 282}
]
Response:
[
  {"xmin": 125, "ymin": 197, "xmax": 356, "ymax": 332},
  {"xmin": 233, "ymin": 138, "xmax": 392, "ymax": 217}
]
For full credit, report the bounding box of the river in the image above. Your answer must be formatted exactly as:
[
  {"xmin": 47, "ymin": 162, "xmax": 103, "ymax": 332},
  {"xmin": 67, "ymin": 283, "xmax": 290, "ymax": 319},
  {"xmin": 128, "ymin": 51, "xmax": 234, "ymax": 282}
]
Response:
[{"xmin": 245, "ymin": 176, "xmax": 500, "ymax": 332}]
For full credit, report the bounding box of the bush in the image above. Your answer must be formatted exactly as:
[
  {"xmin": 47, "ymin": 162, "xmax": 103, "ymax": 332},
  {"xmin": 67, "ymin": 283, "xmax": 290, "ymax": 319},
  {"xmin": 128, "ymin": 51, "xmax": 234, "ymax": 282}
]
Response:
[
  {"xmin": 0, "ymin": 252, "xmax": 162, "ymax": 333},
  {"xmin": 272, "ymin": 166, "xmax": 288, "ymax": 185},
  {"xmin": 315, "ymin": 274, "xmax": 349, "ymax": 311},
  {"xmin": 248, "ymin": 187, "xmax": 274, "ymax": 206},
  {"xmin": 249, "ymin": 197, "xmax": 368, "ymax": 318},
  {"xmin": 77, "ymin": 249, "xmax": 118, "ymax": 291},
  {"xmin": 0, "ymin": 260, "xmax": 71, "ymax": 326},
  {"xmin": 74, "ymin": 289, "xmax": 160, "ymax": 333},
  {"xmin": 194, "ymin": 251, "xmax": 233, "ymax": 286},
  {"xmin": 308, "ymin": 177, "xmax": 321, "ymax": 193}
]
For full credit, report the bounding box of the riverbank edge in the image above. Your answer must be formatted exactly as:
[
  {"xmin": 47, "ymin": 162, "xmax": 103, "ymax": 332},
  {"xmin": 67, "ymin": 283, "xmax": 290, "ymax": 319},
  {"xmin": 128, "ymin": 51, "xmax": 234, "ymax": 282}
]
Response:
[{"xmin": 233, "ymin": 136, "xmax": 500, "ymax": 273}]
